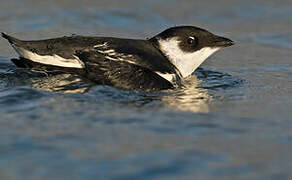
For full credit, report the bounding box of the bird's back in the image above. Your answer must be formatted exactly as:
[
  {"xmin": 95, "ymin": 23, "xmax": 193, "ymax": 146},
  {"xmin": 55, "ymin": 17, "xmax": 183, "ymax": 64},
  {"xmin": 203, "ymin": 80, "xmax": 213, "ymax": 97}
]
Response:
[{"xmin": 2, "ymin": 33, "xmax": 178, "ymax": 74}]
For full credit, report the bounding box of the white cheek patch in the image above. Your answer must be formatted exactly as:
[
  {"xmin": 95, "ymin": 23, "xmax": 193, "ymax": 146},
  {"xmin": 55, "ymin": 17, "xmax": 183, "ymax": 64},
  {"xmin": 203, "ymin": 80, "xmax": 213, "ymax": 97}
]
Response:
[
  {"xmin": 158, "ymin": 38, "xmax": 220, "ymax": 78},
  {"xmin": 12, "ymin": 44, "xmax": 84, "ymax": 68}
]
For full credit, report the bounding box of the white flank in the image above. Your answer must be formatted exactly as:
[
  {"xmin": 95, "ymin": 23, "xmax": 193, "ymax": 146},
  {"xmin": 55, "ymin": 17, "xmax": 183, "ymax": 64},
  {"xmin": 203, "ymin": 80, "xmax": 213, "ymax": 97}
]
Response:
[
  {"xmin": 158, "ymin": 38, "xmax": 220, "ymax": 78},
  {"xmin": 12, "ymin": 44, "xmax": 84, "ymax": 68}
]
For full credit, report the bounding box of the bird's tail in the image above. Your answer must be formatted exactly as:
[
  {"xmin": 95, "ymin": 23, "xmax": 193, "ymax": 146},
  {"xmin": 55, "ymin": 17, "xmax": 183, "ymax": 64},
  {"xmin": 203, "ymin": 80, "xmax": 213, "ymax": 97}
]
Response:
[{"xmin": 1, "ymin": 32, "xmax": 22, "ymax": 45}]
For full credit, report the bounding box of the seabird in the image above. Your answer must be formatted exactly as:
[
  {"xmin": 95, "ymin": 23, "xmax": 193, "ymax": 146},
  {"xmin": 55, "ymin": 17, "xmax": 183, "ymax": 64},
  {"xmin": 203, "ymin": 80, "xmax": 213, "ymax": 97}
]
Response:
[{"xmin": 1, "ymin": 26, "xmax": 234, "ymax": 91}]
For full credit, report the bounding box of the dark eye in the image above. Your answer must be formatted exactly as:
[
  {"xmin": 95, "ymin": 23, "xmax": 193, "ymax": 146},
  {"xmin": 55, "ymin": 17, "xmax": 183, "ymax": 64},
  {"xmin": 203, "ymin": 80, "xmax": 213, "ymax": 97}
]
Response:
[{"xmin": 187, "ymin": 36, "xmax": 197, "ymax": 45}]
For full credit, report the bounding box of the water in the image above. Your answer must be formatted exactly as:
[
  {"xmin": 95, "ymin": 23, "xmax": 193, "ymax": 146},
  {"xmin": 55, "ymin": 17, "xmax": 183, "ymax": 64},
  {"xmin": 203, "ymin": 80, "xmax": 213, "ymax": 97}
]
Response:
[{"xmin": 0, "ymin": 0, "xmax": 292, "ymax": 179}]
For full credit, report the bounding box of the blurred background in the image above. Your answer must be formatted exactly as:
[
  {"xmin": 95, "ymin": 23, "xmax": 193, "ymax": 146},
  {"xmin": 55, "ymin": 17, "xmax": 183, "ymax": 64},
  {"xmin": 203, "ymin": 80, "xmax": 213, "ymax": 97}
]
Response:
[{"xmin": 0, "ymin": 0, "xmax": 292, "ymax": 179}]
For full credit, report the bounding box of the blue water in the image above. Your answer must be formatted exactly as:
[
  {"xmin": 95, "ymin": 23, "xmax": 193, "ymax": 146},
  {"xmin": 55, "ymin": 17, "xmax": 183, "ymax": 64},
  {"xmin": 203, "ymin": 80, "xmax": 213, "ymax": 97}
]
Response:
[{"xmin": 0, "ymin": 0, "xmax": 292, "ymax": 179}]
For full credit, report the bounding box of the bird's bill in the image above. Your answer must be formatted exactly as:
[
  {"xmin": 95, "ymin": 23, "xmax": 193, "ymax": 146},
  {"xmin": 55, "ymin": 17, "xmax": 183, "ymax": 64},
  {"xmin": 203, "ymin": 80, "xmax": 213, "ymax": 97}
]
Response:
[{"xmin": 211, "ymin": 36, "xmax": 235, "ymax": 47}]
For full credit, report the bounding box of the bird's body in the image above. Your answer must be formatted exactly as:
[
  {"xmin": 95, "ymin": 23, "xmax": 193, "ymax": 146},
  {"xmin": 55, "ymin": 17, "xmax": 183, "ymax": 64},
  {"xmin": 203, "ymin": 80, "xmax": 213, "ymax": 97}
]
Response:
[{"xmin": 1, "ymin": 26, "xmax": 234, "ymax": 91}]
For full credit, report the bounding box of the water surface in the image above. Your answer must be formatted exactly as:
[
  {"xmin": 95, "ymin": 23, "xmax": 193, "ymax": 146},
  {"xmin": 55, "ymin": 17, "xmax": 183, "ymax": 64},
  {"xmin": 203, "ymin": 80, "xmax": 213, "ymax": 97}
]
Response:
[{"xmin": 0, "ymin": 0, "xmax": 292, "ymax": 179}]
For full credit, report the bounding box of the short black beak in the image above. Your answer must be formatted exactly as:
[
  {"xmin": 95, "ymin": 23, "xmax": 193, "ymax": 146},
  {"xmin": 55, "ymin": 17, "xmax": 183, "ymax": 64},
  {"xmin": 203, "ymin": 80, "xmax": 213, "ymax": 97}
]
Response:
[{"xmin": 212, "ymin": 36, "xmax": 235, "ymax": 47}]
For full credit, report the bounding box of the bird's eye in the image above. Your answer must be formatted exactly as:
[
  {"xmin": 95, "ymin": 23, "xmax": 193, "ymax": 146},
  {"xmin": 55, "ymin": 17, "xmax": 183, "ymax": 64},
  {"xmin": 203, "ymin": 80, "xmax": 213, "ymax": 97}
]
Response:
[{"xmin": 187, "ymin": 36, "xmax": 197, "ymax": 45}]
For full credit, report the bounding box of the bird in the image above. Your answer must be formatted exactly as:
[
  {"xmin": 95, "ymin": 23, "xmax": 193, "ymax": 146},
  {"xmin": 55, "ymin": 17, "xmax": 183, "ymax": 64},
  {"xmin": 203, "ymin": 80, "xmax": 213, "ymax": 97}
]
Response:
[{"xmin": 1, "ymin": 26, "xmax": 234, "ymax": 91}]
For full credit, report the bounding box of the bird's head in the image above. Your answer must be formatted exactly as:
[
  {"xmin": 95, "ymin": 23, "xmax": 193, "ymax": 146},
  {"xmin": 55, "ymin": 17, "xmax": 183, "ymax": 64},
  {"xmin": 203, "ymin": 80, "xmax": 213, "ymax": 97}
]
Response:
[{"xmin": 150, "ymin": 26, "xmax": 234, "ymax": 78}]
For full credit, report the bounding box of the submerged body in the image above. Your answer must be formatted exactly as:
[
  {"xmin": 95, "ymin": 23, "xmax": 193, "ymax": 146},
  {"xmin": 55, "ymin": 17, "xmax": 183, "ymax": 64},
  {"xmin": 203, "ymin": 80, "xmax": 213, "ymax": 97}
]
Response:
[{"xmin": 2, "ymin": 26, "xmax": 234, "ymax": 91}]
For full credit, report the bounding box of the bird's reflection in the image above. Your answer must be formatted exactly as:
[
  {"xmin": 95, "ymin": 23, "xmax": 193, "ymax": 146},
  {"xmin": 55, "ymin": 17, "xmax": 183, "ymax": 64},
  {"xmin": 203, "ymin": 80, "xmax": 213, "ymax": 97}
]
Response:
[
  {"xmin": 1, "ymin": 69, "xmax": 93, "ymax": 93},
  {"xmin": 161, "ymin": 75, "xmax": 211, "ymax": 113},
  {"xmin": 26, "ymin": 70, "xmax": 211, "ymax": 113},
  {"xmin": 30, "ymin": 73, "xmax": 93, "ymax": 93},
  {"xmin": 2, "ymin": 68, "xmax": 240, "ymax": 113}
]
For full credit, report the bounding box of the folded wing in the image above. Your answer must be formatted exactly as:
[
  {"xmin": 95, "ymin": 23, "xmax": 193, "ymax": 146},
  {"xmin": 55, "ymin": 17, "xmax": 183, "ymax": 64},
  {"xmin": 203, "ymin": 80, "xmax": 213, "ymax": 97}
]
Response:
[{"xmin": 75, "ymin": 50, "xmax": 174, "ymax": 91}]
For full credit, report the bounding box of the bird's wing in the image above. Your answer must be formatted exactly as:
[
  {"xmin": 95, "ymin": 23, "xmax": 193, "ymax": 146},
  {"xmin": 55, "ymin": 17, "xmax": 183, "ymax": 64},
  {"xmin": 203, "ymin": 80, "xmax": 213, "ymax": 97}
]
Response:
[
  {"xmin": 75, "ymin": 50, "xmax": 174, "ymax": 91},
  {"xmin": 85, "ymin": 38, "xmax": 181, "ymax": 83},
  {"xmin": 84, "ymin": 37, "xmax": 179, "ymax": 75}
]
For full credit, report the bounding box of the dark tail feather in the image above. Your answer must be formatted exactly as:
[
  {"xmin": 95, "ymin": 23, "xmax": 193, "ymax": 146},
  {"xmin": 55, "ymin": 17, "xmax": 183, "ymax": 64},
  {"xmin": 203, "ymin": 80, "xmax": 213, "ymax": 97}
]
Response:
[
  {"xmin": 1, "ymin": 32, "xmax": 9, "ymax": 39},
  {"xmin": 1, "ymin": 32, "xmax": 22, "ymax": 45}
]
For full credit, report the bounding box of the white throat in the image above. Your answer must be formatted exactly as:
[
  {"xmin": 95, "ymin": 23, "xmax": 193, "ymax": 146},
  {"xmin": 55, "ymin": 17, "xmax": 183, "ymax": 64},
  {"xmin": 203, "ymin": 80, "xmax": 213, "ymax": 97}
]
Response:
[{"xmin": 158, "ymin": 38, "xmax": 220, "ymax": 78}]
